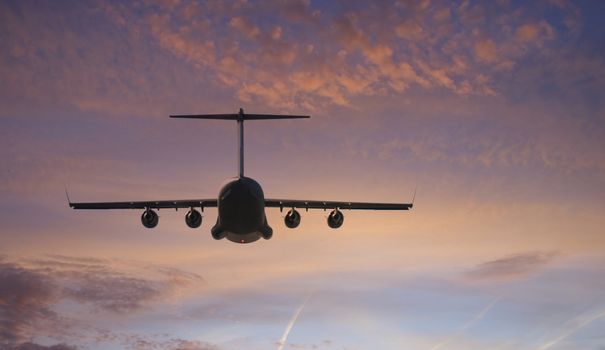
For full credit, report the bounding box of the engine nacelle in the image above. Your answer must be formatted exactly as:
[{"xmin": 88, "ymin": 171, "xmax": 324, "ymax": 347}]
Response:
[
  {"xmin": 185, "ymin": 208, "xmax": 202, "ymax": 228},
  {"xmin": 327, "ymin": 209, "xmax": 344, "ymax": 229},
  {"xmin": 141, "ymin": 209, "xmax": 158, "ymax": 228},
  {"xmin": 284, "ymin": 208, "xmax": 301, "ymax": 228}
]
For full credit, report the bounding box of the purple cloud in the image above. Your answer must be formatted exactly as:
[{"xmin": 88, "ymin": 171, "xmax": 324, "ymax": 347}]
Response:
[
  {"xmin": 465, "ymin": 251, "xmax": 559, "ymax": 282},
  {"xmin": 0, "ymin": 256, "xmax": 205, "ymax": 348},
  {"xmin": 0, "ymin": 262, "xmax": 59, "ymax": 345},
  {"xmin": 11, "ymin": 343, "xmax": 78, "ymax": 350}
]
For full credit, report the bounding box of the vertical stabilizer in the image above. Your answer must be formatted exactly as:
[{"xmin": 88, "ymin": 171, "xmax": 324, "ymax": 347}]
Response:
[
  {"xmin": 237, "ymin": 108, "xmax": 244, "ymax": 177},
  {"xmin": 170, "ymin": 109, "xmax": 310, "ymax": 178}
]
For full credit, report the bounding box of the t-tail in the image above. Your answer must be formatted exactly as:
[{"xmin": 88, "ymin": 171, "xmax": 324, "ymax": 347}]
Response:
[{"xmin": 170, "ymin": 108, "xmax": 309, "ymax": 177}]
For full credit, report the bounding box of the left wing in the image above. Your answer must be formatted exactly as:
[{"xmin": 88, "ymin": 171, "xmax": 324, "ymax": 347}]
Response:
[
  {"xmin": 69, "ymin": 198, "xmax": 217, "ymax": 210},
  {"xmin": 264, "ymin": 199, "xmax": 412, "ymax": 211}
]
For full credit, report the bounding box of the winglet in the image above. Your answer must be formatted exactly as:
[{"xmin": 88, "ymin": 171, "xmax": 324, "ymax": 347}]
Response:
[
  {"xmin": 411, "ymin": 186, "xmax": 417, "ymax": 208},
  {"xmin": 65, "ymin": 186, "xmax": 73, "ymax": 207}
]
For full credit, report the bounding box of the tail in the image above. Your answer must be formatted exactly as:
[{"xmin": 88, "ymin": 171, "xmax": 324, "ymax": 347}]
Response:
[{"xmin": 171, "ymin": 108, "xmax": 309, "ymax": 177}]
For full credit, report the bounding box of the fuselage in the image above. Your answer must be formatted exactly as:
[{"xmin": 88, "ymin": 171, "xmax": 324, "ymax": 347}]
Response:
[{"xmin": 211, "ymin": 176, "xmax": 273, "ymax": 243}]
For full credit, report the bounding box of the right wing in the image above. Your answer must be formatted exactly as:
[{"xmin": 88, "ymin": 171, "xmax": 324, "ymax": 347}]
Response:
[
  {"xmin": 264, "ymin": 199, "xmax": 412, "ymax": 210},
  {"xmin": 69, "ymin": 198, "xmax": 217, "ymax": 210}
]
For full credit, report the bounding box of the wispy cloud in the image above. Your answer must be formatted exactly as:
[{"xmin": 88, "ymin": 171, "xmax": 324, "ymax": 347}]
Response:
[
  {"xmin": 26, "ymin": 255, "xmax": 204, "ymax": 313},
  {"xmin": 465, "ymin": 252, "xmax": 558, "ymax": 282},
  {"xmin": 11, "ymin": 343, "xmax": 78, "ymax": 350},
  {"xmin": 277, "ymin": 292, "xmax": 314, "ymax": 350},
  {"xmin": 430, "ymin": 297, "xmax": 500, "ymax": 350},
  {"xmin": 537, "ymin": 307, "xmax": 605, "ymax": 349}
]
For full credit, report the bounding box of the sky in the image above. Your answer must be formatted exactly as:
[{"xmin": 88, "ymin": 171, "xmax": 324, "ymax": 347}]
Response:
[{"xmin": 1, "ymin": 0, "xmax": 605, "ymax": 349}]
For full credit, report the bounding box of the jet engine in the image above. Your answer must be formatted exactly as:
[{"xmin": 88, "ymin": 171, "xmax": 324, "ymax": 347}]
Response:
[
  {"xmin": 185, "ymin": 208, "xmax": 202, "ymax": 228},
  {"xmin": 141, "ymin": 209, "xmax": 158, "ymax": 228},
  {"xmin": 327, "ymin": 209, "xmax": 344, "ymax": 229},
  {"xmin": 284, "ymin": 208, "xmax": 301, "ymax": 228}
]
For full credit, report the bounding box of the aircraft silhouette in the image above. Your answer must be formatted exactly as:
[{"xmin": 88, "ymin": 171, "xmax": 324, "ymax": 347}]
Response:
[{"xmin": 69, "ymin": 108, "xmax": 414, "ymax": 243}]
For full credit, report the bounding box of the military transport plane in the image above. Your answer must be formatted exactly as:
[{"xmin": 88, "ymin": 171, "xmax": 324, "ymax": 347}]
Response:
[{"xmin": 69, "ymin": 108, "xmax": 413, "ymax": 243}]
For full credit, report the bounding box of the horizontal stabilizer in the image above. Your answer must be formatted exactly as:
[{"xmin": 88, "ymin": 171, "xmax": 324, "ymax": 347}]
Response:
[
  {"xmin": 241, "ymin": 114, "xmax": 309, "ymax": 120},
  {"xmin": 170, "ymin": 114, "xmax": 240, "ymax": 120},
  {"xmin": 170, "ymin": 113, "xmax": 309, "ymax": 120}
]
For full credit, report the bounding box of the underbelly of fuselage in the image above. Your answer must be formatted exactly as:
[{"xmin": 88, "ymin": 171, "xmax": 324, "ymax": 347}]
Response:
[{"xmin": 211, "ymin": 177, "xmax": 273, "ymax": 243}]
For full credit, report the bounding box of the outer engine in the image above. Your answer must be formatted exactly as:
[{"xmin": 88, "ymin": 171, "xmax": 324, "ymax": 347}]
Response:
[
  {"xmin": 141, "ymin": 209, "xmax": 158, "ymax": 228},
  {"xmin": 327, "ymin": 209, "xmax": 344, "ymax": 229},
  {"xmin": 185, "ymin": 208, "xmax": 202, "ymax": 228},
  {"xmin": 284, "ymin": 208, "xmax": 301, "ymax": 228}
]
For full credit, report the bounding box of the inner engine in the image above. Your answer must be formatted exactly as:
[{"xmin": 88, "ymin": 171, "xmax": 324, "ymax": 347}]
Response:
[
  {"xmin": 327, "ymin": 209, "xmax": 344, "ymax": 229},
  {"xmin": 141, "ymin": 209, "xmax": 158, "ymax": 228},
  {"xmin": 185, "ymin": 208, "xmax": 203, "ymax": 228},
  {"xmin": 284, "ymin": 208, "xmax": 301, "ymax": 228}
]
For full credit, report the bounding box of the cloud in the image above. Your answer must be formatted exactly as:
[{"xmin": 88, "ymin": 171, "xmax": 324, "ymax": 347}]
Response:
[
  {"xmin": 0, "ymin": 256, "xmax": 205, "ymax": 347},
  {"xmin": 1, "ymin": 0, "xmax": 581, "ymax": 114},
  {"xmin": 465, "ymin": 252, "xmax": 558, "ymax": 282},
  {"xmin": 122, "ymin": 337, "xmax": 217, "ymax": 350},
  {"xmin": 538, "ymin": 307, "xmax": 605, "ymax": 349},
  {"xmin": 61, "ymin": 273, "xmax": 163, "ymax": 313},
  {"xmin": 164, "ymin": 339, "xmax": 217, "ymax": 350},
  {"xmin": 474, "ymin": 39, "xmax": 497, "ymax": 63},
  {"xmin": 516, "ymin": 21, "xmax": 555, "ymax": 43},
  {"xmin": 27, "ymin": 255, "xmax": 205, "ymax": 313},
  {"xmin": 269, "ymin": 0, "xmax": 319, "ymax": 23},
  {"xmin": 0, "ymin": 262, "xmax": 59, "ymax": 345},
  {"xmin": 11, "ymin": 343, "xmax": 78, "ymax": 350},
  {"xmin": 430, "ymin": 297, "xmax": 500, "ymax": 350},
  {"xmin": 277, "ymin": 292, "xmax": 313, "ymax": 350}
]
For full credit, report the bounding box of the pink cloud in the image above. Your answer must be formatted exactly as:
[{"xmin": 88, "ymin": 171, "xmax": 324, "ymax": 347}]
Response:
[
  {"xmin": 0, "ymin": 256, "xmax": 207, "ymax": 348},
  {"xmin": 0, "ymin": 1, "xmax": 584, "ymax": 113},
  {"xmin": 516, "ymin": 20, "xmax": 555, "ymax": 43},
  {"xmin": 474, "ymin": 39, "xmax": 497, "ymax": 63}
]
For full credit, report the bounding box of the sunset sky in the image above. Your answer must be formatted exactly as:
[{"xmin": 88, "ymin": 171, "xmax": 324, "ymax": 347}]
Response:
[{"xmin": 1, "ymin": 0, "xmax": 605, "ymax": 349}]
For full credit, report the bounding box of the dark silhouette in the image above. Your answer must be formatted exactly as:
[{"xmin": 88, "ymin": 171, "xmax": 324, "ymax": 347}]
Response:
[{"xmin": 69, "ymin": 108, "xmax": 413, "ymax": 244}]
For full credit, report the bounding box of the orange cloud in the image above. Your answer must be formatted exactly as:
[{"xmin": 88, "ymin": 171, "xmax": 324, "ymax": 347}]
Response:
[
  {"xmin": 230, "ymin": 16, "xmax": 261, "ymax": 39},
  {"xmin": 0, "ymin": 1, "xmax": 585, "ymax": 113},
  {"xmin": 516, "ymin": 21, "xmax": 555, "ymax": 43},
  {"xmin": 474, "ymin": 39, "xmax": 497, "ymax": 63}
]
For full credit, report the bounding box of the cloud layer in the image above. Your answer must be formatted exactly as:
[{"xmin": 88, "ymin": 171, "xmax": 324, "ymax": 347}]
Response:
[
  {"xmin": 0, "ymin": 0, "xmax": 591, "ymax": 113},
  {"xmin": 0, "ymin": 255, "xmax": 204, "ymax": 349}
]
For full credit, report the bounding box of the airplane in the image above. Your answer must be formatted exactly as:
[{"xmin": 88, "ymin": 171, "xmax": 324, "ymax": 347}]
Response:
[{"xmin": 69, "ymin": 108, "xmax": 414, "ymax": 244}]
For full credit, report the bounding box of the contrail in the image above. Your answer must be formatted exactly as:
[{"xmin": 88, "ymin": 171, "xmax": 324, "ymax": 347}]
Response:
[
  {"xmin": 277, "ymin": 292, "xmax": 313, "ymax": 350},
  {"xmin": 538, "ymin": 308, "xmax": 605, "ymax": 350},
  {"xmin": 430, "ymin": 296, "xmax": 500, "ymax": 350}
]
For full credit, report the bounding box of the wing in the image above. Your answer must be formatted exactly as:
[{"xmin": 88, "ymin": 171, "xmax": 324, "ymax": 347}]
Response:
[
  {"xmin": 264, "ymin": 199, "xmax": 412, "ymax": 210},
  {"xmin": 69, "ymin": 198, "xmax": 217, "ymax": 210}
]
